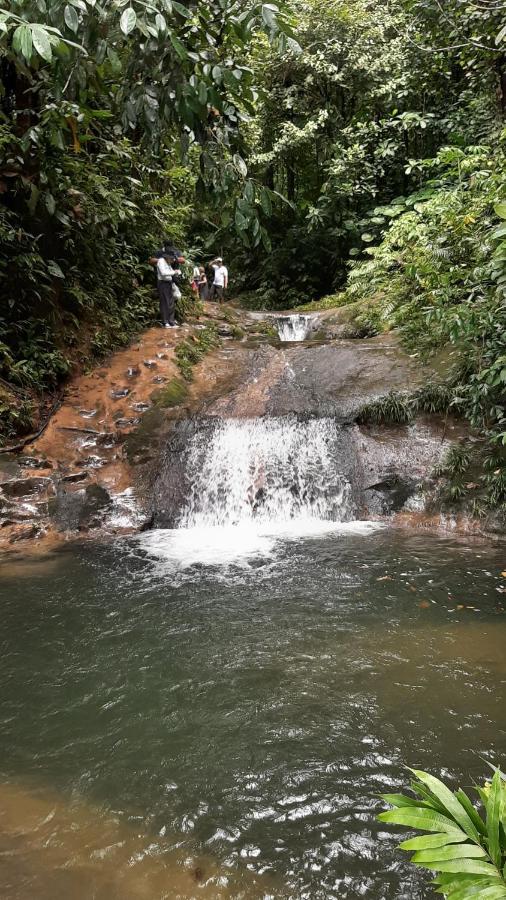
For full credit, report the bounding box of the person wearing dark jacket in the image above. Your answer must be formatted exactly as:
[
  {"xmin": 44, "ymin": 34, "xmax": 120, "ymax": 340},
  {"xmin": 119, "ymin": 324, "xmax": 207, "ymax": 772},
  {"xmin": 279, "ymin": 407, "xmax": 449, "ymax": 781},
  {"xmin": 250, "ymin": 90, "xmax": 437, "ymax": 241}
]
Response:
[{"xmin": 149, "ymin": 236, "xmax": 185, "ymax": 266}]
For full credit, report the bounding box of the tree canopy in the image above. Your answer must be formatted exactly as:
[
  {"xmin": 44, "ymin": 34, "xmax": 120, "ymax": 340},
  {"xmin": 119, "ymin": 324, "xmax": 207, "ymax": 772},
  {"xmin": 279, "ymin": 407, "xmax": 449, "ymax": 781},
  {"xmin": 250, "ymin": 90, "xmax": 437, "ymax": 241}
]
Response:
[{"xmin": 0, "ymin": 0, "xmax": 504, "ymax": 509}]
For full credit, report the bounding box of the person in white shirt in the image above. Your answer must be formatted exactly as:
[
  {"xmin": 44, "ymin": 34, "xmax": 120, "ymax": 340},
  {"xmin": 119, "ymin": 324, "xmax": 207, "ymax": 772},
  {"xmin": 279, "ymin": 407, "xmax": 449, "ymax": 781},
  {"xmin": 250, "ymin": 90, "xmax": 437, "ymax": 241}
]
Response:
[
  {"xmin": 209, "ymin": 257, "xmax": 228, "ymax": 303},
  {"xmin": 156, "ymin": 255, "xmax": 179, "ymax": 328}
]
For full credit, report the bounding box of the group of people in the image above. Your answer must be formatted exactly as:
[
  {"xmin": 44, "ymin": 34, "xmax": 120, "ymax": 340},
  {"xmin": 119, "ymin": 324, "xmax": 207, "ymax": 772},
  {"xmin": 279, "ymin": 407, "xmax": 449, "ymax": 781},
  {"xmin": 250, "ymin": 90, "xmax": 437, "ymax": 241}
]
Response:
[
  {"xmin": 191, "ymin": 258, "xmax": 228, "ymax": 303},
  {"xmin": 150, "ymin": 238, "xmax": 228, "ymax": 329}
]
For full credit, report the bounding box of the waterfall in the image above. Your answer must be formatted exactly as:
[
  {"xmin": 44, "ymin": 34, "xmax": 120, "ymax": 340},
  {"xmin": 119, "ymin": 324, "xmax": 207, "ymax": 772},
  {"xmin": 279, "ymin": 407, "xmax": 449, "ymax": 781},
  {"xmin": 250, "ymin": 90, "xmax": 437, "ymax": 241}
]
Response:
[
  {"xmin": 274, "ymin": 314, "xmax": 313, "ymax": 342},
  {"xmin": 177, "ymin": 417, "xmax": 354, "ymax": 528}
]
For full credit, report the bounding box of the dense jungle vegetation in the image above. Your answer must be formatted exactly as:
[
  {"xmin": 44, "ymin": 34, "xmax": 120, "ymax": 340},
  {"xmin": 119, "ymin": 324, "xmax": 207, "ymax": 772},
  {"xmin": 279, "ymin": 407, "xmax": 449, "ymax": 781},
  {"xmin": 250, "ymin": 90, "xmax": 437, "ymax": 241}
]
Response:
[{"xmin": 0, "ymin": 0, "xmax": 504, "ymax": 511}]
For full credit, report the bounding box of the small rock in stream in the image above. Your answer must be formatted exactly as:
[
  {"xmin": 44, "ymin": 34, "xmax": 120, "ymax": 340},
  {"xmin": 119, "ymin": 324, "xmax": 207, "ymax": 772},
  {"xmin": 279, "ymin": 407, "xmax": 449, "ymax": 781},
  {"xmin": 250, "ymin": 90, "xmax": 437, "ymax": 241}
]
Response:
[
  {"xmin": 79, "ymin": 409, "xmax": 98, "ymax": 418},
  {"xmin": 18, "ymin": 456, "xmax": 51, "ymax": 469},
  {"xmin": 77, "ymin": 456, "xmax": 107, "ymax": 469},
  {"xmin": 217, "ymin": 323, "xmax": 234, "ymax": 337},
  {"xmin": 115, "ymin": 417, "xmax": 141, "ymax": 429},
  {"xmin": 96, "ymin": 432, "xmax": 121, "ymax": 447},
  {"xmin": 126, "ymin": 367, "xmax": 141, "ymax": 378},
  {"xmin": 62, "ymin": 471, "xmax": 89, "ymax": 483},
  {"xmin": 132, "ymin": 402, "xmax": 151, "ymax": 413},
  {"xmin": 143, "ymin": 359, "xmax": 158, "ymax": 369},
  {"xmin": 110, "ymin": 388, "xmax": 130, "ymax": 399},
  {"xmin": 8, "ymin": 523, "xmax": 39, "ymax": 543},
  {"xmin": 152, "ymin": 376, "xmax": 166, "ymax": 384}
]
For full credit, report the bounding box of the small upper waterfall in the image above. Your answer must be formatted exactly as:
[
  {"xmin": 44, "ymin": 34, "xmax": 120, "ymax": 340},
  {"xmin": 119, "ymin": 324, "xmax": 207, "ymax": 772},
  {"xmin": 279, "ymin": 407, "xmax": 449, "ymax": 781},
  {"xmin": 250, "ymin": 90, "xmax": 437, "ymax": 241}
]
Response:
[
  {"xmin": 176, "ymin": 417, "xmax": 354, "ymax": 528},
  {"xmin": 274, "ymin": 314, "xmax": 313, "ymax": 342}
]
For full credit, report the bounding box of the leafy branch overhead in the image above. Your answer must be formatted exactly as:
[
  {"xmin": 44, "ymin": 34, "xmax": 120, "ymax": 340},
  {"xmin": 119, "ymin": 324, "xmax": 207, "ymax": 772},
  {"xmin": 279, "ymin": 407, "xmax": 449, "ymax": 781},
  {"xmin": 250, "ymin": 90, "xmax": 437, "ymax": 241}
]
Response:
[
  {"xmin": 0, "ymin": 1, "xmax": 296, "ymax": 149},
  {"xmin": 379, "ymin": 766, "xmax": 506, "ymax": 898}
]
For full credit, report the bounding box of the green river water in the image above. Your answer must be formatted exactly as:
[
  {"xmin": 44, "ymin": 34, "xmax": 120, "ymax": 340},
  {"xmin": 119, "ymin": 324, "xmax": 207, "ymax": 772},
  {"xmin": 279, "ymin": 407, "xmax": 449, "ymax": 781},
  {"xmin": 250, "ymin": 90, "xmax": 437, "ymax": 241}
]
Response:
[{"xmin": 0, "ymin": 526, "xmax": 505, "ymax": 898}]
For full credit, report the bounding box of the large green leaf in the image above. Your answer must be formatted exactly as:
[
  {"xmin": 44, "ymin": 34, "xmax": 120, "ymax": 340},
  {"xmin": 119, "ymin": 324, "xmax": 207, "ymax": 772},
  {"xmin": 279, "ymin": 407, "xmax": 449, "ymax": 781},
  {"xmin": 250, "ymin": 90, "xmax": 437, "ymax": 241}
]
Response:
[
  {"xmin": 409, "ymin": 770, "xmax": 482, "ymax": 843},
  {"xmin": 64, "ymin": 4, "xmax": 79, "ymax": 33},
  {"xmin": 400, "ymin": 833, "xmax": 469, "ymax": 851},
  {"xmin": 31, "ymin": 25, "xmax": 52, "ymax": 62},
  {"xmin": 120, "ymin": 8, "xmax": 137, "ymax": 35},
  {"xmin": 455, "ymin": 789, "xmax": 487, "ymax": 837},
  {"xmin": 382, "ymin": 793, "xmax": 430, "ymax": 808},
  {"xmin": 13, "ymin": 25, "xmax": 33, "ymax": 61},
  {"xmin": 486, "ymin": 770, "xmax": 503, "ymax": 871},
  {"xmin": 412, "ymin": 845, "xmax": 488, "ymax": 864},
  {"xmin": 378, "ymin": 807, "xmax": 465, "ymax": 835},
  {"xmin": 415, "ymin": 859, "xmax": 501, "ymax": 876}
]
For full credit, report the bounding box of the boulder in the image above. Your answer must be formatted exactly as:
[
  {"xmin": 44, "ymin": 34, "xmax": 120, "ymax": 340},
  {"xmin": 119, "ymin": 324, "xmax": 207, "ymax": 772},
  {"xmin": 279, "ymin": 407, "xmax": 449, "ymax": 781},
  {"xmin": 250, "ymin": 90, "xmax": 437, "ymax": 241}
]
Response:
[
  {"xmin": 49, "ymin": 482, "xmax": 112, "ymax": 531},
  {"xmin": 0, "ymin": 476, "xmax": 54, "ymax": 498},
  {"xmin": 8, "ymin": 523, "xmax": 39, "ymax": 543}
]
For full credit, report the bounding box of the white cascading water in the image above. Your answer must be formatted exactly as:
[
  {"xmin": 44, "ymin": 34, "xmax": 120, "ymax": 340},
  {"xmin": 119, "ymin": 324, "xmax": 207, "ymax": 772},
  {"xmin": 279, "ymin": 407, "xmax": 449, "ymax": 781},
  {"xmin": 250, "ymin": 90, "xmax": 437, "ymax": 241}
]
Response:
[
  {"xmin": 178, "ymin": 417, "xmax": 353, "ymax": 528},
  {"xmin": 141, "ymin": 417, "xmax": 382, "ymax": 567},
  {"xmin": 274, "ymin": 314, "xmax": 313, "ymax": 342}
]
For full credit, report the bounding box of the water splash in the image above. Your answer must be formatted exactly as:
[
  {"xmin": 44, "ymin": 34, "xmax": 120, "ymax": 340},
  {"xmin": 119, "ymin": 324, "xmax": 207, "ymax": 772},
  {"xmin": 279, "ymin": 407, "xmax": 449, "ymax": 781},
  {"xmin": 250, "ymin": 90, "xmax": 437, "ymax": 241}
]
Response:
[
  {"xmin": 274, "ymin": 314, "xmax": 313, "ymax": 342},
  {"xmin": 178, "ymin": 417, "xmax": 354, "ymax": 529}
]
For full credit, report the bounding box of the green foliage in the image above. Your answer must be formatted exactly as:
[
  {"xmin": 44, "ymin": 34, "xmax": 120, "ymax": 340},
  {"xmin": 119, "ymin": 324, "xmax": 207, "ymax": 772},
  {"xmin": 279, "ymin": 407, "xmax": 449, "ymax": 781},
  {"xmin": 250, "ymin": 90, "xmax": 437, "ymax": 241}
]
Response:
[
  {"xmin": 358, "ymin": 392, "xmax": 413, "ymax": 426},
  {"xmin": 175, "ymin": 325, "xmax": 220, "ymax": 380},
  {"xmin": 152, "ymin": 377, "xmax": 189, "ymax": 409},
  {"xmin": 0, "ymin": 0, "xmax": 296, "ymax": 441},
  {"xmin": 338, "ymin": 141, "xmax": 505, "ymax": 507},
  {"xmin": 298, "ymin": 293, "xmax": 349, "ymax": 312},
  {"xmin": 379, "ymin": 766, "xmax": 506, "ymax": 898},
  {"xmin": 0, "ymin": 134, "xmax": 192, "ymax": 392},
  {"xmin": 358, "ymin": 384, "xmax": 455, "ymax": 426},
  {"xmin": 0, "ymin": 389, "xmax": 34, "ymax": 445},
  {"xmin": 224, "ymin": 0, "xmax": 502, "ymax": 304}
]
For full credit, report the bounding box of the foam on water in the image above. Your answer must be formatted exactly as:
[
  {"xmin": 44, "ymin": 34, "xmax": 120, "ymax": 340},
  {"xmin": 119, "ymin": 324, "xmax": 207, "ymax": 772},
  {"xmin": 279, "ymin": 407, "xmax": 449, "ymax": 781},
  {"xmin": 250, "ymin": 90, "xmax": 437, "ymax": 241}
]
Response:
[{"xmin": 137, "ymin": 520, "xmax": 385, "ymax": 570}]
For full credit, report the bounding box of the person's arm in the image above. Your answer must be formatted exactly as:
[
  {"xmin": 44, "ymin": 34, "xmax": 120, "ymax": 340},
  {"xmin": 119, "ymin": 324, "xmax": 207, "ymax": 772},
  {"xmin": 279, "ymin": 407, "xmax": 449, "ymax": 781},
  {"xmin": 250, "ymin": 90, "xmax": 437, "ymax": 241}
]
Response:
[
  {"xmin": 157, "ymin": 258, "xmax": 172, "ymax": 280},
  {"xmin": 224, "ymin": 267, "xmax": 228, "ymax": 290}
]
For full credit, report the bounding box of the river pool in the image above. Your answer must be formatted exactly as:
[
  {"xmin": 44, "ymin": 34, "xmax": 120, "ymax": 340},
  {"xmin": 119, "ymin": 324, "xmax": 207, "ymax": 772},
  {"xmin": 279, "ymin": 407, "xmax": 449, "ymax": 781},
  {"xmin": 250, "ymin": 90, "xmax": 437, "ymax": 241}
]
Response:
[{"xmin": 0, "ymin": 527, "xmax": 505, "ymax": 898}]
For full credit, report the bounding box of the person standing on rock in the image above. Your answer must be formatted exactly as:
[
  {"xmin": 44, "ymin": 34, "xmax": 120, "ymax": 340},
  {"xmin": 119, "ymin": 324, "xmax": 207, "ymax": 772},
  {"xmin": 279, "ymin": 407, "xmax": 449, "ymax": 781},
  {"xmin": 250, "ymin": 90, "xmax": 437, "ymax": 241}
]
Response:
[
  {"xmin": 197, "ymin": 266, "xmax": 209, "ymax": 301},
  {"xmin": 156, "ymin": 255, "xmax": 179, "ymax": 328},
  {"xmin": 209, "ymin": 257, "xmax": 228, "ymax": 303}
]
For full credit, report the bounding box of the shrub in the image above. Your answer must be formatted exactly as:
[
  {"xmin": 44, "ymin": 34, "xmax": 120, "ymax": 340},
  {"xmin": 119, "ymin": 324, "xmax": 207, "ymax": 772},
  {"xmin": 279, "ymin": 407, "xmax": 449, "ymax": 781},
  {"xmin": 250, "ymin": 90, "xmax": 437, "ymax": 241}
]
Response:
[{"xmin": 379, "ymin": 765, "xmax": 506, "ymax": 898}]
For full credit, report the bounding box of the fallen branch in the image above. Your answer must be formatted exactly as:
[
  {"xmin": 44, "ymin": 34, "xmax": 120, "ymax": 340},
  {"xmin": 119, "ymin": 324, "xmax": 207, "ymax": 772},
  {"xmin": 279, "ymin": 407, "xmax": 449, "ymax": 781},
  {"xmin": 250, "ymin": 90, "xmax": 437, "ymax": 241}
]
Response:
[
  {"xmin": 0, "ymin": 397, "xmax": 62, "ymax": 454},
  {"xmin": 57, "ymin": 426, "xmax": 104, "ymax": 436}
]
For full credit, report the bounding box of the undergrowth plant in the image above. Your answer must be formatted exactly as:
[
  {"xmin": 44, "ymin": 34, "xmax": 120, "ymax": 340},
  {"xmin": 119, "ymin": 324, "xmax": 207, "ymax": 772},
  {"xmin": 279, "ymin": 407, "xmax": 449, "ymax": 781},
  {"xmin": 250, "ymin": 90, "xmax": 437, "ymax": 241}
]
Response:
[
  {"xmin": 341, "ymin": 141, "xmax": 506, "ymax": 508},
  {"xmin": 379, "ymin": 766, "xmax": 506, "ymax": 899},
  {"xmin": 175, "ymin": 326, "xmax": 220, "ymax": 381}
]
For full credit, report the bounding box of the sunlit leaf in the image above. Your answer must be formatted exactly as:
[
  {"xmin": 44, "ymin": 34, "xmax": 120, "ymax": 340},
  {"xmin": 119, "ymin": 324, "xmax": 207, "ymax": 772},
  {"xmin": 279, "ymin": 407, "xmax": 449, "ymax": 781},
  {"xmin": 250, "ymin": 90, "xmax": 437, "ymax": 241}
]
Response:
[
  {"xmin": 64, "ymin": 4, "xmax": 79, "ymax": 33},
  {"xmin": 120, "ymin": 7, "xmax": 137, "ymax": 35},
  {"xmin": 31, "ymin": 25, "xmax": 53, "ymax": 62}
]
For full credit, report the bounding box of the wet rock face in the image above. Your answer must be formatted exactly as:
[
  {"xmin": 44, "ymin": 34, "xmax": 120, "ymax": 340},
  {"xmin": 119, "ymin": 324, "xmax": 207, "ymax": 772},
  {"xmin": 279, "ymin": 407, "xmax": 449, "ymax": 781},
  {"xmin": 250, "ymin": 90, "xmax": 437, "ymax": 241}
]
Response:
[
  {"xmin": 149, "ymin": 414, "xmax": 456, "ymax": 528},
  {"xmin": 49, "ymin": 483, "xmax": 112, "ymax": 532},
  {"xmin": 18, "ymin": 456, "xmax": 51, "ymax": 470},
  {"xmin": 362, "ymin": 477, "xmax": 418, "ymax": 516},
  {"xmin": 1, "ymin": 476, "xmax": 54, "ymax": 498},
  {"xmin": 150, "ymin": 418, "xmax": 202, "ymax": 528},
  {"xmin": 484, "ymin": 507, "xmax": 506, "ymax": 535},
  {"xmin": 353, "ymin": 420, "xmax": 452, "ymax": 517}
]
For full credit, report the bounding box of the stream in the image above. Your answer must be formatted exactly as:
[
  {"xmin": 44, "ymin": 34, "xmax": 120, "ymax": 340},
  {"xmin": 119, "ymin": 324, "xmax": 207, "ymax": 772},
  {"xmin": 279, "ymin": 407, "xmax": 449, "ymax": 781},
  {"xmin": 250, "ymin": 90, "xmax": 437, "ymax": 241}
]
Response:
[
  {"xmin": 0, "ymin": 529, "xmax": 505, "ymax": 898},
  {"xmin": 0, "ymin": 312, "xmax": 505, "ymax": 899}
]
